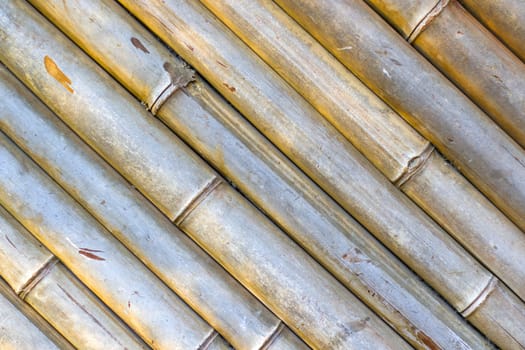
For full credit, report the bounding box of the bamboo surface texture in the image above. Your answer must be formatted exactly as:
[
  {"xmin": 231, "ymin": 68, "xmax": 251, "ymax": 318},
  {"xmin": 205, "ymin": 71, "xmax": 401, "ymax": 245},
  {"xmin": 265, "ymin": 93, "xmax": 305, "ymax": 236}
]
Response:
[
  {"xmin": 0, "ymin": 205, "xmax": 147, "ymax": 350},
  {"xmin": 199, "ymin": 0, "xmax": 525, "ymax": 307},
  {"xmin": 25, "ymin": 0, "xmax": 503, "ymax": 349},
  {"xmin": 0, "ymin": 285, "xmax": 61, "ymax": 350},
  {"xmin": 0, "ymin": 277, "xmax": 75, "ymax": 350},
  {"xmin": 458, "ymin": 0, "xmax": 525, "ymax": 62},
  {"xmin": 0, "ymin": 65, "xmax": 283, "ymax": 350},
  {"xmin": 365, "ymin": 0, "xmax": 525, "ymax": 148},
  {"xmin": 0, "ymin": 1, "xmax": 411, "ymax": 348},
  {"xmin": 274, "ymin": 0, "xmax": 525, "ymax": 233},
  {"xmin": 112, "ymin": 0, "xmax": 525, "ymax": 348}
]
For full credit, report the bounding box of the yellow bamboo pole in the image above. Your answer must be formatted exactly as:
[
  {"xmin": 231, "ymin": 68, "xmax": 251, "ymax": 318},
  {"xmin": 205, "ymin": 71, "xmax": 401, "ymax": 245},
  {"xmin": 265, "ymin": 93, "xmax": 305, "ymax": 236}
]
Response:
[
  {"xmin": 0, "ymin": 134, "xmax": 215, "ymax": 349},
  {"xmin": 274, "ymin": 0, "xmax": 525, "ymax": 233},
  {"xmin": 458, "ymin": 0, "xmax": 525, "ymax": 62},
  {"xmin": 0, "ymin": 66, "xmax": 282, "ymax": 350},
  {"xmin": 110, "ymin": 0, "xmax": 525, "ymax": 347},
  {"xmin": 365, "ymin": 0, "xmax": 525, "ymax": 148},
  {"xmin": 0, "ymin": 205, "xmax": 148, "ymax": 349},
  {"xmin": 199, "ymin": 0, "xmax": 525, "ymax": 306},
  {"xmin": 25, "ymin": 0, "xmax": 499, "ymax": 348},
  {"xmin": 0, "ymin": 2, "xmax": 408, "ymax": 348}
]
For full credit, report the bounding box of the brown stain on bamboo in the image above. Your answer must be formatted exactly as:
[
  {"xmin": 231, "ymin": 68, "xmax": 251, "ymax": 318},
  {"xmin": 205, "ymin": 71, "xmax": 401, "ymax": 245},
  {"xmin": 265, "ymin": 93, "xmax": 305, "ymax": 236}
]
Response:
[
  {"xmin": 78, "ymin": 248, "xmax": 105, "ymax": 261},
  {"xmin": 43, "ymin": 56, "xmax": 74, "ymax": 93},
  {"xmin": 416, "ymin": 330, "xmax": 441, "ymax": 350},
  {"xmin": 223, "ymin": 83, "xmax": 236, "ymax": 92},
  {"xmin": 130, "ymin": 37, "xmax": 150, "ymax": 54}
]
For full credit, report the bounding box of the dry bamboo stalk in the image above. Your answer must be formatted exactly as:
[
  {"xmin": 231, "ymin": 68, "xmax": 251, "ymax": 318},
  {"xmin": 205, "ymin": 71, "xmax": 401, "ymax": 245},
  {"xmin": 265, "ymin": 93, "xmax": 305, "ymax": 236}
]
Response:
[
  {"xmin": 0, "ymin": 277, "xmax": 75, "ymax": 350},
  {"xmin": 0, "ymin": 286, "xmax": 61, "ymax": 350},
  {"xmin": 0, "ymin": 63, "xmax": 282, "ymax": 350},
  {"xmin": 273, "ymin": 0, "xmax": 525, "ymax": 232},
  {"xmin": 0, "ymin": 135, "xmax": 215, "ymax": 349},
  {"xmin": 458, "ymin": 0, "xmax": 525, "ymax": 62},
  {"xmin": 0, "ymin": 206, "xmax": 148, "ymax": 349},
  {"xmin": 365, "ymin": 0, "xmax": 525, "ymax": 148},
  {"xmin": 112, "ymin": 0, "xmax": 525, "ymax": 347},
  {"xmin": 199, "ymin": 0, "xmax": 525, "ymax": 305},
  {"xmin": 0, "ymin": 2, "xmax": 410, "ymax": 348},
  {"xmin": 26, "ymin": 0, "xmax": 498, "ymax": 348}
]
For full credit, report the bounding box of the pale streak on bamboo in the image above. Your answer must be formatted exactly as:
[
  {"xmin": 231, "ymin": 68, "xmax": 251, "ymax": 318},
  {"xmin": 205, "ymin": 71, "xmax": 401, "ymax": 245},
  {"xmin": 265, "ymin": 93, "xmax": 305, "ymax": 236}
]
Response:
[
  {"xmin": 198, "ymin": 0, "xmax": 525, "ymax": 303},
  {"xmin": 0, "ymin": 207, "xmax": 148, "ymax": 349},
  {"xmin": 0, "ymin": 2, "xmax": 408, "ymax": 348},
  {"xmin": 274, "ymin": 0, "xmax": 525, "ymax": 233},
  {"xmin": 0, "ymin": 135, "xmax": 214, "ymax": 349},
  {"xmin": 0, "ymin": 62, "xmax": 281, "ymax": 350},
  {"xmin": 458, "ymin": 0, "xmax": 525, "ymax": 62},
  {"xmin": 0, "ymin": 286, "xmax": 61, "ymax": 350},
  {"xmin": 30, "ymin": 0, "xmax": 497, "ymax": 348},
  {"xmin": 365, "ymin": 0, "xmax": 525, "ymax": 148}
]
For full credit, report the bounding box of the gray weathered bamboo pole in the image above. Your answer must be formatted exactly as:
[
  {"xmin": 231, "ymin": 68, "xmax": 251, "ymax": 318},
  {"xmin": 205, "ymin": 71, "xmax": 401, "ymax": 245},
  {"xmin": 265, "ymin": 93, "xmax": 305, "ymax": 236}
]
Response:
[
  {"xmin": 0, "ymin": 205, "xmax": 148, "ymax": 350},
  {"xmin": 0, "ymin": 277, "xmax": 75, "ymax": 350},
  {"xmin": 111, "ymin": 0, "xmax": 525, "ymax": 348},
  {"xmin": 0, "ymin": 135, "xmax": 216, "ymax": 349},
  {"xmin": 199, "ymin": 0, "xmax": 525, "ymax": 305},
  {"xmin": 0, "ymin": 285, "xmax": 62, "ymax": 350},
  {"xmin": 458, "ymin": 0, "xmax": 525, "ymax": 62},
  {"xmin": 0, "ymin": 2, "xmax": 409, "ymax": 348},
  {"xmin": 25, "ymin": 0, "xmax": 500, "ymax": 348},
  {"xmin": 0, "ymin": 67, "xmax": 282, "ymax": 350},
  {"xmin": 273, "ymin": 0, "xmax": 525, "ymax": 232},
  {"xmin": 364, "ymin": 0, "xmax": 525, "ymax": 148}
]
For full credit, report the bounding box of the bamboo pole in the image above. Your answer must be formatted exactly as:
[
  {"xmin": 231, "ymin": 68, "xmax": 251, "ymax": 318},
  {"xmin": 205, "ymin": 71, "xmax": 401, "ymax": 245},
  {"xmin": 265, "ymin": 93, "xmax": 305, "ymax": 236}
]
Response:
[
  {"xmin": 199, "ymin": 0, "xmax": 525, "ymax": 307},
  {"xmin": 111, "ymin": 0, "xmax": 525, "ymax": 347},
  {"xmin": 23, "ymin": 0, "xmax": 498, "ymax": 348},
  {"xmin": 0, "ymin": 286, "xmax": 62, "ymax": 350},
  {"xmin": 0, "ymin": 135, "xmax": 215, "ymax": 349},
  {"xmin": 0, "ymin": 205, "xmax": 147, "ymax": 349},
  {"xmin": 0, "ymin": 2, "xmax": 409, "ymax": 349},
  {"xmin": 273, "ymin": 0, "xmax": 525, "ymax": 232},
  {"xmin": 365, "ymin": 0, "xmax": 525, "ymax": 148},
  {"xmin": 0, "ymin": 67, "xmax": 282, "ymax": 350},
  {"xmin": 458, "ymin": 0, "xmax": 525, "ymax": 62}
]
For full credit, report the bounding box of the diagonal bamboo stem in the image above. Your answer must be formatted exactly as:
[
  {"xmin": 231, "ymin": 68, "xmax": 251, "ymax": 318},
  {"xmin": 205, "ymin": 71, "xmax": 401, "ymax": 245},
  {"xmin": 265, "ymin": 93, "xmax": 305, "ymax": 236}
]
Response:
[
  {"xmin": 0, "ymin": 134, "xmax": 214, "ymax": 349},
  {"xmin": 365, "ymin": 0, "xmax": 525, "ymax": 149},
  {"xmin": 0, "ymin": 205, "xmax": 146, "ymax": 349},
  {"xmin": 24, "ymin": 0, "xmax": 500, "ymax": 348},
  {"xmin": 197, "ymin": 0, "xmax": 525, "ymax": 306},
  {"xmin": 458, "ymin": 0, "xmax": 525, "ymax": 62},
  {"xmin": 273, "ymin": 0, "xmax": 525, "ymax": 233},
  {"xmin": 0, "ymin": 1, "xmax": 408, "ymax": 348},
  {"xmin": 0, "ymin": 66, "xmax": 283, "ymax": 350}
]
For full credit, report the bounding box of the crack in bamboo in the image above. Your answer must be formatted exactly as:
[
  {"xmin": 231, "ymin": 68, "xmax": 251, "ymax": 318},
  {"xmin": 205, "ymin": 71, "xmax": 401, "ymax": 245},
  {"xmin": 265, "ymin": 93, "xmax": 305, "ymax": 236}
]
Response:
[
  {"xmin": 18, "ymin": 257, "xmax": 58, "ymax": 300},
  {"xmin": 174, "ymin": 177, "xmax": 223, "ymax": 225},
  {"xmin": 395, "ymin": 144, "xmax": 435, "ymax": 187},
  {"xmin": 408, "ymin": 0, "xmax": 450, "ymax": 43}
]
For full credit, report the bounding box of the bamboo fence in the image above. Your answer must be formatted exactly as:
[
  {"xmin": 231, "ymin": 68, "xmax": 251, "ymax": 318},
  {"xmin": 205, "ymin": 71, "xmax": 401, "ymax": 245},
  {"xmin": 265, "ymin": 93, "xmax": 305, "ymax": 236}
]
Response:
[
  {"xmin": 0, "ymin": 1, "xmax": 411, "ymax": 348},
  {"xmin": 22, "ymin": 0, "xmax": 503, "ymax": 348},
  {"xmin": 273, "ymin": 0, "xmax": 525, "ymax": 233},
  {"xmin": 198, "ymin": 0, "xmax": 525, "ymax": 307},
  {"xmin": 364, "ymin": 0, "xmax": 525, "ymax": 148},
  {"xmin": 108, "ymin": 0, "xmax": 525, "ymax": 348},
  {"xmin": 0, "ymin": 205, "xmax": 147, "ymax": 349}
]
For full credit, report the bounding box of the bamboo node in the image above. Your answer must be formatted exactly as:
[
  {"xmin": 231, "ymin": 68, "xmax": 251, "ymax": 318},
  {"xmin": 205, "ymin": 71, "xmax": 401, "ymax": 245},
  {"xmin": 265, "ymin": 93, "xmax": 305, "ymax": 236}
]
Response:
[
  {"xmin": 461, "ymin": 276, "xmax": 497, "ymax": 317},
  {"xmin": 150, "ymin": 61, "xmax": 195, "ymax": 114},
  {"xmin": 259, "ymin": 321, "xmax": 285, "ymax": 350},
  {"xmin": 174, "ymin": 177, "xmax": 223, "ymax": 226},
  {"xmin": 395, "ymin": 144, "xmax": 434, "ymax": 187},
  {"xmin": 407, "ymin": 0, "xmax": 451, "ymax": 43},
  {"xmin": 18, "ymin": 256, "xmax": 58, "ymax": 299}
]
